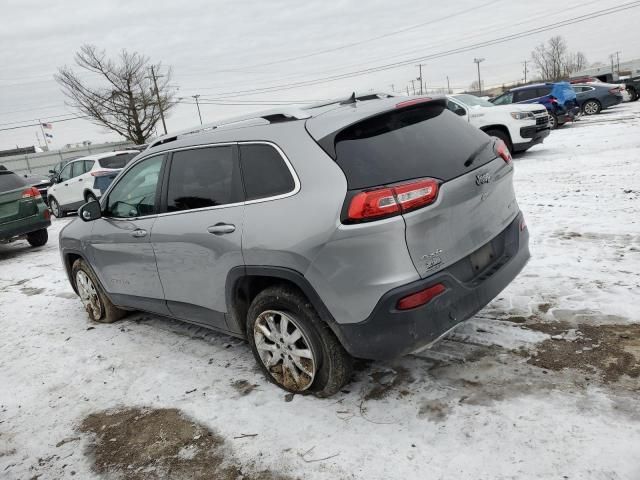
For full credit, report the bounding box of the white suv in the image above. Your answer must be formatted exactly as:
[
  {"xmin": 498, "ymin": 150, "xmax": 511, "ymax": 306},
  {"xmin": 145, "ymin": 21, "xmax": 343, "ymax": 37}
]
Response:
[
  {"xmin": 47, "ymin": 150, "xmax": 139, "ymax": 218},
  {"xmin": 446, "ymin": 94, "xmax": 550, "ymax": 154}
]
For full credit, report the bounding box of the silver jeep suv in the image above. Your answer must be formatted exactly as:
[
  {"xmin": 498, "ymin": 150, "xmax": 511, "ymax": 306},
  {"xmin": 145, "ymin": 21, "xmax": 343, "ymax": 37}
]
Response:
[{"xmin": 59, "ymin": 94, "xmax": 530, "ymax": 396}]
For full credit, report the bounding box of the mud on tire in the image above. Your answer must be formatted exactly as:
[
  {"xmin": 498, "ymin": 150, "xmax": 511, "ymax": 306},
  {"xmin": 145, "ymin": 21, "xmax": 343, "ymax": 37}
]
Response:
[
  {"xmin": 246, "ymin": 285, "xmax": 352, "ymax": 397},
  {"xmin": 72, "ymin": 258, "xmax": 126, "ymax": 324}
]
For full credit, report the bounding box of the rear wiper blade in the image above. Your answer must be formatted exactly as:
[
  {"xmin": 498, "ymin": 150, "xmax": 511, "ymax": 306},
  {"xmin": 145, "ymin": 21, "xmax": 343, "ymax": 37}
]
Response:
[{"xmin": 464, "ymin": 140, "xmax": 492, "ymax": 168}]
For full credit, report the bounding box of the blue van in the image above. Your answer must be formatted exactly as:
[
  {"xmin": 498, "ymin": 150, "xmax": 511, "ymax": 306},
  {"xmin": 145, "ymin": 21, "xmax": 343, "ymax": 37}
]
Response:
[{"xmin": 491, "ymin": 82, "xmax": 580, "ymax": 129}]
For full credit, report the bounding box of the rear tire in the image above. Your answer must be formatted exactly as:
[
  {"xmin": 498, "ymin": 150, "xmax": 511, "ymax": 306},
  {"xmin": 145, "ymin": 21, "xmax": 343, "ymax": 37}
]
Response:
[
  {"xmin": 72, "ymin": 259, "xmax": 125, "ymax": 323},
  {"xmin": 27, "ymin": 229, "xmax": 48, "ymax": 247},
  {"xmin": 49, "ymin": 197, "xmax": 66, "ymax": 218},
  {"xmin": 246, "ymin": 285, "xmax": 352, "ymax": 397},
  {"xmin": 628, "ymin": 88, "xmax": 638, "ymax": 102},
  {"xmin": 549, "ymin": 113, "xmax": 558, "ymax": 129},
  {"xmin": 485, "ymin": 129, "xmax": 513, "ymax": 154},
  {"xmin": 582, "ymin": 100, "xmax": 601, "ymax": 115}
]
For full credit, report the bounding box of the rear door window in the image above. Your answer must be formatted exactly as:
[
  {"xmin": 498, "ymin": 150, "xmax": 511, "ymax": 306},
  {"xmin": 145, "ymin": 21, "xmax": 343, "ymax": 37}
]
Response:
[
  {"xmin": 239, "ymin": 144, "xmax": 295, "ymax": 200},
  {"xmin": 514, "ymin": 88, "xmax": 540, "ymax": 102},
  {"xmin": 71, "ymin": 161, "xmax": 84, "ymax": 178},
  {"xmin": 166, "ymin": 146, "xmax": 243, "ymax": 212},
  {"xmin": 0, "ymin": 172, "xmax": 27, "ymax": 192},
  {"xmin": 333, "ymin": 103, "xmax": 494, "ymax": 190},
  {"xmin": 99, "ymin": 153, "xmax": 138, "ymax": 169}
]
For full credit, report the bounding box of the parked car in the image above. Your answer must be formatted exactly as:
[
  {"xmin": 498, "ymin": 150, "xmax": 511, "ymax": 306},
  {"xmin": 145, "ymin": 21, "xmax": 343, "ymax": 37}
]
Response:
[
  {"xmin": 572, "ymin": 83, "xmax": 623, "ymax": 115},
  {"xmin": 47, "ymin": 150, "xmax": 139, "ymax": 218},
  {"xmin": 491, "ymin": 82, "xmax": 580, "ymax": 129},
  {"xmin": 48, "ymin": 157, "xmax": 82, "ymax": 181},
  {"xmin": 446, "ymin": 94, "xmax": 550, "ymax": 154},
  {"xmin": 20, "ymin": 173, "xmax": 53, "ymax": 205},
  {"xmin": 59, "ymin": 96, "xmax": 530, "ymax": 396},
  {"xmin": 0, "ymin": 169, "xmax": 51, "ymax": 247}
]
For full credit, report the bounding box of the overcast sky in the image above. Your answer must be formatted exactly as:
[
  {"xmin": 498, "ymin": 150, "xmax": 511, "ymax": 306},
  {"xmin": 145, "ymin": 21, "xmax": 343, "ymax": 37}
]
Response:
[{"xmin": 1, "ymin": 0, "xmax": 639, "ymax": 150}]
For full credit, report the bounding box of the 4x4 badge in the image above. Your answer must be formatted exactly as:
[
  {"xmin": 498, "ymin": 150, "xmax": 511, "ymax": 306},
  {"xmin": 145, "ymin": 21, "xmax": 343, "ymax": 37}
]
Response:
[{"xmin": 476, "ymin": 172, "xmax": 491, "ymax": 185}]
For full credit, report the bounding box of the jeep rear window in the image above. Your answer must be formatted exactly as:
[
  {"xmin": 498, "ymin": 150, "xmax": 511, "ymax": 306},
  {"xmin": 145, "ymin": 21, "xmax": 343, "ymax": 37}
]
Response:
[
  {"xmin": 0, "ymin": 172, "xmax": 27, "ymax": 192},
  {"xmin": 332, "ymin": 103, "xmax": 494, "ymax": 190},
  {"xmin": 98, "ymin": 153, "xmax": 138, "ymax": 169}
]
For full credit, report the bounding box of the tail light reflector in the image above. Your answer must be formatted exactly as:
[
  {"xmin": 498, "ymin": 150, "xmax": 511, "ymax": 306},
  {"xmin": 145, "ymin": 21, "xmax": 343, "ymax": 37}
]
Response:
[
  {"xmin": 495, "ymin": 139, "xmax": 512, "ymax": 164},
  {"xmin": 21, "ymin": 187, "xmax": 41, "ymax": 199},
  {"xmin": 347, "ymin": 178, "xmax": 439, "ymax": 222},
  {"xmin": 397, "ymin": 283, "xmax": 446, "ymax": 310},
  {"xmin": 91, "ymin": 170, "xmax": 115, "ymax": 177},
  {"xmin": 43, "ymin": 209, "xmax": 51, "ymax": 220}
]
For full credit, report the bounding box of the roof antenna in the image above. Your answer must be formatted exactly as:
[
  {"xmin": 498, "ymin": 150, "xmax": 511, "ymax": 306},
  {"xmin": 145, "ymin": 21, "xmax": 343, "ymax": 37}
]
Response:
[{"xmin": 340, "ymin": 92, "xmax": 356, "ymax": 105}]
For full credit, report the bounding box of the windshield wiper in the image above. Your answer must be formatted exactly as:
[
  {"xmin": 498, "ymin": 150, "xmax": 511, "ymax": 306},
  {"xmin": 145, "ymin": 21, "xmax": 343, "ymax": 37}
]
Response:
[{"xmin": 464, "ymin": 140, "xmax": 492, "ymax": 168}]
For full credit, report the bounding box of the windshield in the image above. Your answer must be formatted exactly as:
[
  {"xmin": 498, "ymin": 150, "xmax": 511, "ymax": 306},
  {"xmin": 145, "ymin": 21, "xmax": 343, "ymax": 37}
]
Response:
[{"xmin": 452, "ymin": 94, "xmax": 495, "ymax": 108}]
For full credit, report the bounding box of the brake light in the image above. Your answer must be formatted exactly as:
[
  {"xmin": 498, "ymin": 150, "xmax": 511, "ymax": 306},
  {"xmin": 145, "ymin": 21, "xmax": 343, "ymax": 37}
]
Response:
[
  {"xmin": 495, "ymin": 139, "xmax": 512, "ymax": 164},
  {"xmin": 609, "ymin": 87, "xmax": 620, "ymax": 94},
  {"xmin": 548, "ymin": 96, "xmax": 558, "ymax": 104},
  {"xmin": 21, "ymin": 187, "xmax": 41, "ymax": 199},
  {"xmin": 397, "ymin": 283, "xmax": 446, "ymax": 310},
  {"xmin": 395, "ymin": 98, "xmax": 432, "ymax": 109},
  {"xmin": 90, "ymin": 170, "xmax": 115, "ymax": 177},
  {"xmin": 347, "ymin": 178, "xmax": 439, "ymax": 221}
]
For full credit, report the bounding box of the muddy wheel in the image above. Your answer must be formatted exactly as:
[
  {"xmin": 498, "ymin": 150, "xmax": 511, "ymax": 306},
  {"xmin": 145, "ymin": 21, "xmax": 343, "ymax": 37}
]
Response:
[
  {"xmin": 72, "ymin": 259, "xmax": 125, "ymax": 323},
  {"xmin": 26, "ymin": 228, "xmax": 48, "ymax": 247},
  {"xmin": 247, "ymin": 285, "xmax": 352, "ymax": 397},
  {"xmin": 49, "ymin": 197, "xmax": 66, "ymax": 218}
]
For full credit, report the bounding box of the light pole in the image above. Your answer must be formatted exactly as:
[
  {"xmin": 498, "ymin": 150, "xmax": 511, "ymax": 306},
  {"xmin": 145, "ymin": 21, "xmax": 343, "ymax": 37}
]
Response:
[
  {"xmin": 474, "ymin": 58, "xmax": 485, "ymax": 95},
  {"xmin": 192, "ymin": 94, "xmax": 203, "ymax": 125}
]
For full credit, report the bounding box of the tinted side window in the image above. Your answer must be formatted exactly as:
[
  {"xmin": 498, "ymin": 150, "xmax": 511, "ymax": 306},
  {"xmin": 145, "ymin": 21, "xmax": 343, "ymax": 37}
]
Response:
[
  {"xmin": 107, "ymin": 156, "xmax": 163, "ymax": 218},
  {"xmin": 0, "ymin": 172, "xmax": 27, "ymax": 192},
  {"xmin": 514, "ymin": 89, "xmax": 539, "ymax": 102},
  {"xmin": 240, "ymin": 144, "xmax": 295, "ymax": 201},
  {"xmin": 167, "ymin": 146, "xmax": 242, "ymax": 212},
  {"xmin": 71, "ymin": 161, "xmax": 84, "ymax": 178},
  {"xmin": 537, "ymin": 86, "xmax": 552, "ymax": 97}
]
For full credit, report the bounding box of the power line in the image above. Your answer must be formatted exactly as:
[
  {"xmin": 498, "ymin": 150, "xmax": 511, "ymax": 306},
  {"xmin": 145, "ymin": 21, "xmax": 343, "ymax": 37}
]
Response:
[
  {"xmin": 188, "ymin": 0, "xmax": 502, "ymax": 74},
  {"xmin": 193, "ymin": 1, "xmax": 640, "ymax": 99},
  {"xmin": 0, "ymin": 115, "xmax": 89, "ymax": 132}
]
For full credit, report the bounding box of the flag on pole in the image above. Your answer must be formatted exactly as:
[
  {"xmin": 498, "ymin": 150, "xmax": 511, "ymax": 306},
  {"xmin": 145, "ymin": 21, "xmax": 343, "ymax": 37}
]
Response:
[
  {"xmin": 41, "ymin": 122, "xmax": 53, "ymax": 129},
  {"xmin": 45, "ymin": 133, "xmax": 53, "ymax": 138}
]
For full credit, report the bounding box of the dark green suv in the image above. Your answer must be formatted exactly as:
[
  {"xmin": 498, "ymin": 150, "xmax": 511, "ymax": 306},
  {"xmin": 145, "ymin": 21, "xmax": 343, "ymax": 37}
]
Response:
[{"xmin": 0, "ymin": 169, "xmax": 51, "ymax": 247}]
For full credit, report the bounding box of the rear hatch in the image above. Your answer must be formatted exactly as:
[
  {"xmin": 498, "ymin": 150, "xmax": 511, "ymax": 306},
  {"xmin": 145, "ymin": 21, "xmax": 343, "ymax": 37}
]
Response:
[
  {"xmin": 306, "ymin": 98, "xmax": 519, "ymax": 278},
  {"xmin": 0, "ymin": 172, "xmax": 37, "ymax": 225}
]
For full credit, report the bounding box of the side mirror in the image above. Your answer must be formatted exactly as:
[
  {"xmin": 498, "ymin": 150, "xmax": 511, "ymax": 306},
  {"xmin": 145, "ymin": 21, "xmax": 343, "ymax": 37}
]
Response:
[
  {"xmin": 455, "ymin": 106, "xmax": 467, "ymax": 116},
  {"xmin": 79, "ymin": 201, "xmax": 102, "ymax": 222}
]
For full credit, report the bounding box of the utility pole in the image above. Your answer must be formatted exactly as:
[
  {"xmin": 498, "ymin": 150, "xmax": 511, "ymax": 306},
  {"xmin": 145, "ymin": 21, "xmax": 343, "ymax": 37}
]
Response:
[
  {"xmin": 416, "ymin": 64, "xmax": 426, "ymax": 95},
  {"xmin": 406, "ymin": 85, "xmax": 410, "ymax": 96},
  {"xmin": 615, "ymin": 51, "xmax": 621, "ymax": 74},
  {"xmin": 474, "ymin": 58, "xmax": 485, "ymax": 95},
  {"xmin": 192, "ymin": 94, "xmax": 203, "ymax": 125},
  {"xmin": 150, "ymin": 65, "xmax": 168, "ymax": 135},
  {"xmin": 410, "ymin": 80, "xmax": 416, "ymax": 95},
  {"xmin": 446, "ymin": 76, "xmax": 451, "ymax": 94},
  {"xmin": 523, "ymin": 60, "xmax": 528, "ymax": 84},
  {"xmin": 610, "ymin": 54, "xmax": 615, "ymax": 75}
]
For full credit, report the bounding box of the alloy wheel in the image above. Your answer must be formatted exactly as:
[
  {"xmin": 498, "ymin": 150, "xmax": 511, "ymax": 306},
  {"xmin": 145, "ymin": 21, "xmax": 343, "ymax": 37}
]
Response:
[
  {"xmin": 253, "ymin": 310, "xmax": 317, "ymax": 391},
  {"xmin": 50, "ymin": 198, "xmax": 60, "ymax": 217},
  {"xmin": 75, "ymin": 270, "xmax": 103, "ymax": 320},
  {"xmin": 584, "ymin": 101, "xmax": 599, "ymax": 115}
]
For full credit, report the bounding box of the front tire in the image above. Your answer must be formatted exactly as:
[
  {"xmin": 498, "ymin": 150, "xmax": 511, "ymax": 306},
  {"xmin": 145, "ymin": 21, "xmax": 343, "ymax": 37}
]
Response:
[
  {"xmin": 247, "ymin": 285, "xmax": 352, "ymax": 397},
  {"xmin": 85, "ymin": 191, "xmax": 98, "ymax": 203},
  {"xmin": 49, "ymin": 197, "xmax": 66, "ymax": 218},
  {"xmin": 72, "ymin": 259, "xmax": 125, "ymax": 323},
  {"xmin": 27, "ymin": 229, "xmax": 48, "ymax": 247},
  {"xmin": 583, "ymin": 100, "xmax": 601, "ymax": 115}
]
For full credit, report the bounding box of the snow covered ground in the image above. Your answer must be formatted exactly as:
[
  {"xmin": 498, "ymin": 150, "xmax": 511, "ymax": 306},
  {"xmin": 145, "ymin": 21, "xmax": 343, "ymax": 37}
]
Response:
[{"xmin": 1, "ymin": 102, "xmax": 639, "ymax": 480}]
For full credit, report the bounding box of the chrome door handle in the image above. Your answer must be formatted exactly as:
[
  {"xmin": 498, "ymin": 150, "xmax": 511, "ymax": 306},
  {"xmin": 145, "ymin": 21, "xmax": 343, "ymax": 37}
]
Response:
[
  {"xmin": 131, "ymin": 229, "xmax": 147, "ymax": 238},
  {"xmin": 207, "ymin": 223, "xmax": 235, "ymax": 235}
]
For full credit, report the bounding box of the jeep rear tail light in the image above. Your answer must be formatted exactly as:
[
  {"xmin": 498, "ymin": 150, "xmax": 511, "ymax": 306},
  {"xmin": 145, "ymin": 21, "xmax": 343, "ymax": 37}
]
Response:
[
  {"xmin": 21, "ymin": 187, "xmax": 41, "ymax": 199},
  {"xmin": 494, "ymin": 139, "xmax": 512, "ymax": 164},
  {"xmin": 347, "ymin": 178, "xmax": 439, "ymax": 222},
  {"xmin": 397, "ymin": 283, "xmax": 446, "ymax": 310}
]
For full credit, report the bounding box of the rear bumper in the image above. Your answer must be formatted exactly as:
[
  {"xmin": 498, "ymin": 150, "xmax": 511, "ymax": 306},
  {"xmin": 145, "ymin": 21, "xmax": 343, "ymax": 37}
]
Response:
[
  {"xmin": 514, "ymin": 126, "xmax": 550, "ymax": 152},
  {"xmin": 0, "ymin": 217, "xmax": 50, "ymax": 242},
  {"xmin": 334, "ymin": 213, "xmax": 530, "ymax": 360}
]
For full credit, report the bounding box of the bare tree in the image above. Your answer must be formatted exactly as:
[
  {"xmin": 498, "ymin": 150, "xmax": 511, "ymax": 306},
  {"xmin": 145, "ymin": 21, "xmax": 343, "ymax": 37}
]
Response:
[
  {"xmin": 531, "ymin": 36, "xmax": 588, "ymax": 81},
  {"xmin": 55, "ymin": 45, "xmax": 175, "ymax": 144}
]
